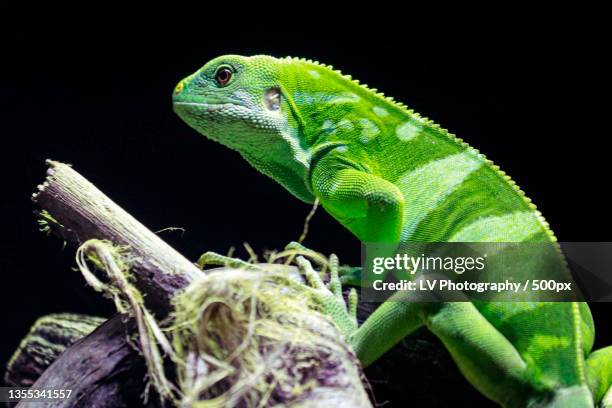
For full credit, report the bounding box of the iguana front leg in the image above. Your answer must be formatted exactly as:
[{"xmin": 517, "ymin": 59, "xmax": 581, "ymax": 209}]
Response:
[
  {"xmin": 310, "ymin": 154, "xmax": 403, "ymax": 286},
  {"xmin": 310, "ymin": 155, "xmax": 404, "ymax": 244}
]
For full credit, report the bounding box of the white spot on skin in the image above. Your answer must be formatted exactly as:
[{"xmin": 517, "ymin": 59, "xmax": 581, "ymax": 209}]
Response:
[
  {"xmin": 335, "ymin": 145, "xmax": 348, "ymax": 153},
  {"xmin": 308, "ymin": 70, "xmax": 321, "ymax": 79},
  {"xmin": 373, "ymin": 106, "xmax": 389, "ymax": 117},
  {"xmin": 396, "ymin": 121, "xmax": 422, "ymax": 141},
  {"xmin": 448, "ymin": 211, "xmax": 541, "ymax": 242},
  {"xmin": 337, "ymin": 119, "xmax": 354, "ymax": 132},
  {"xmin": 397, "ymin": 152, "xmax": 482, "ymax": 240},
  {"xmin": 293, "ymin": 92, "xmax": 359, "ymax": 106},
  {"xmin": 358, "ymin": 118, "xmax": 379, "ymax": 144},
  {"xmin": 321, "ymin": 120, "xmax": 336, "ymax": 134},
  {"xmin": 329, "ymin": 92, "xmax": 360, "ymax": 104}
]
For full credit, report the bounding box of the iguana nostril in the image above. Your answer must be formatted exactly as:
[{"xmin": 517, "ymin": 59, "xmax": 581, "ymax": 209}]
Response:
[{"xmin": 174, "ymin": 80, "xmax": 185, "ymax": 95}]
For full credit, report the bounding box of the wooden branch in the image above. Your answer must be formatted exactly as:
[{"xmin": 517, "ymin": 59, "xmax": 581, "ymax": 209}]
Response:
[
  {"xmin": 5, "ymin": 314, "xmax": 105, "ymax": 388},
  {"xmin": 17, "ymin": 160, "xmax": 205, "ymax": 407},
  {"xmin": 32, "ymin": 160, "xmax": 202, "ymax": 314},
  {"xmin": 16, "ymin": 160, "xmax": 372, "ymax": 407},
  {"xmin": 15, "ymin": 315, "xmax": 155, "ymax": 408}
]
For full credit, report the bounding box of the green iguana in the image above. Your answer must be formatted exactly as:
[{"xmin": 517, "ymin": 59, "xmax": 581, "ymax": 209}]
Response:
[{"xmin": 172, "ymin": 55, "xmax": 612, "ymax": 407}]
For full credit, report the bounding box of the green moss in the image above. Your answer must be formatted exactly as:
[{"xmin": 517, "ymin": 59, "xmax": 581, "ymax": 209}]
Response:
[{"xmin": 75, "ymin": 239, "xmax": 367, "ymax": 407}]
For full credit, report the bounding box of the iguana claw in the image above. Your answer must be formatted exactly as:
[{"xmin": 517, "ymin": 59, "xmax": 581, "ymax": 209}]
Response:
[
  {"xmin": 296, "ymin": 255, "xmax": 358, "ymax": 339},
  {"xmin": 283, "ymin": 241, "xmax": 363, "ymax": 287}
]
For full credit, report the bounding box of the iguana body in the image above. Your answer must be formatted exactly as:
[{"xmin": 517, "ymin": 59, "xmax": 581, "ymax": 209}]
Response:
[{"xmin": 173, "ymin": 55, "xmax": 612, "ymax": 407}]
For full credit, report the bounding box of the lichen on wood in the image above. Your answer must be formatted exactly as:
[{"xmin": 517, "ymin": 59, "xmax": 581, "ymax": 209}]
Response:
[
  {"xmin": 170, "ymin": 268, "xmax": 370, "ymax": 407},
  {"xmin": 75, "ymin": 238, "xmax": 371, "ymax": 407},
  {"xmin": 10, "ymin": 160, "xmax": 372, "ymax": 408}
]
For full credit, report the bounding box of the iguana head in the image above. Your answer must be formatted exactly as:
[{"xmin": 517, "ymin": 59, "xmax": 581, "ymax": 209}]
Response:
[{"xmin": 173, "ymin": 54, "xmax": 315, "ymax": 202}]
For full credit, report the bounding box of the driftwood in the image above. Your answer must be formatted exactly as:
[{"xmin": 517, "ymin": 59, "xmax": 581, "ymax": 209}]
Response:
[
  {"xmin": 14, "ymin": 315, "xmax": 154, "ymax": 408},
  {"xmin": 12, "ymin": 160, "xmax": 205, "ymax": 407},
  {"xmin": 8, "ymin": 310, "xmax": 486, "ymax": 407},
  {"xmin": 33, "ymin": 160, "xmax": 201, "ymax": 315},
  {"xmin": 9, "ymin": 160, "xmax": 371, "ymax": 407},
  {"xmin": 5, "ymin": 314, "xmax": 105, "ymax": 388}
]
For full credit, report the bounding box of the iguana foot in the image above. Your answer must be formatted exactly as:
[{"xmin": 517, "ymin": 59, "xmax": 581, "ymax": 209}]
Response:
[
  {"xmin": 295, "ymin": 254, "xmax": 358, "ymax": 339},
  {"xmin": 197, "ymin": 246, "xmax": 359, "ymax": 338},
  {"xmin": 338, "ymin": 265, "xmax": 362, "ymax": 287},
  {"xmin": 282, "ymin": 241, "xmax": 363, "ymax": 287}
]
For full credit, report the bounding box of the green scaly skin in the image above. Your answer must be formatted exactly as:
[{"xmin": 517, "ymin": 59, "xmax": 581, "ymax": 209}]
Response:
[{"xmin": 173, "ymin": 55, "xmax": 612, "ymax": 407}]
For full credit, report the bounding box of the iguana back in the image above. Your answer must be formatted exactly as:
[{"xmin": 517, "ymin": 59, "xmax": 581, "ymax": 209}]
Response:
[{"xmin": 276, "ymin": 58, "xmax": 591, "ymax": 390}]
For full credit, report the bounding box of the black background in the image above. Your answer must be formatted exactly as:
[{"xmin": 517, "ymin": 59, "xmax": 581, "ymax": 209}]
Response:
[{"xmin": 1, "ymin": 7, "xmax": 609, "ymax": 407}]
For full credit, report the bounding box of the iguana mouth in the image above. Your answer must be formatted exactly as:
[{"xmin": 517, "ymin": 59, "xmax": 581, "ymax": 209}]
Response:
[
  {"xmin": 172, "ymin": 101, "xmax": 231, "ymax": 112},
  {"xmin": 172, "ymin": 101, "xmax": 255, "ymax": 123}
]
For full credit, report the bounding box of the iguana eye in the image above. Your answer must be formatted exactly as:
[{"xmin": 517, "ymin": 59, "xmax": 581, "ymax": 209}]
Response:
[{"xmin": 215, "ymin": 67, "xmax": 233, "ymax": 86}]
